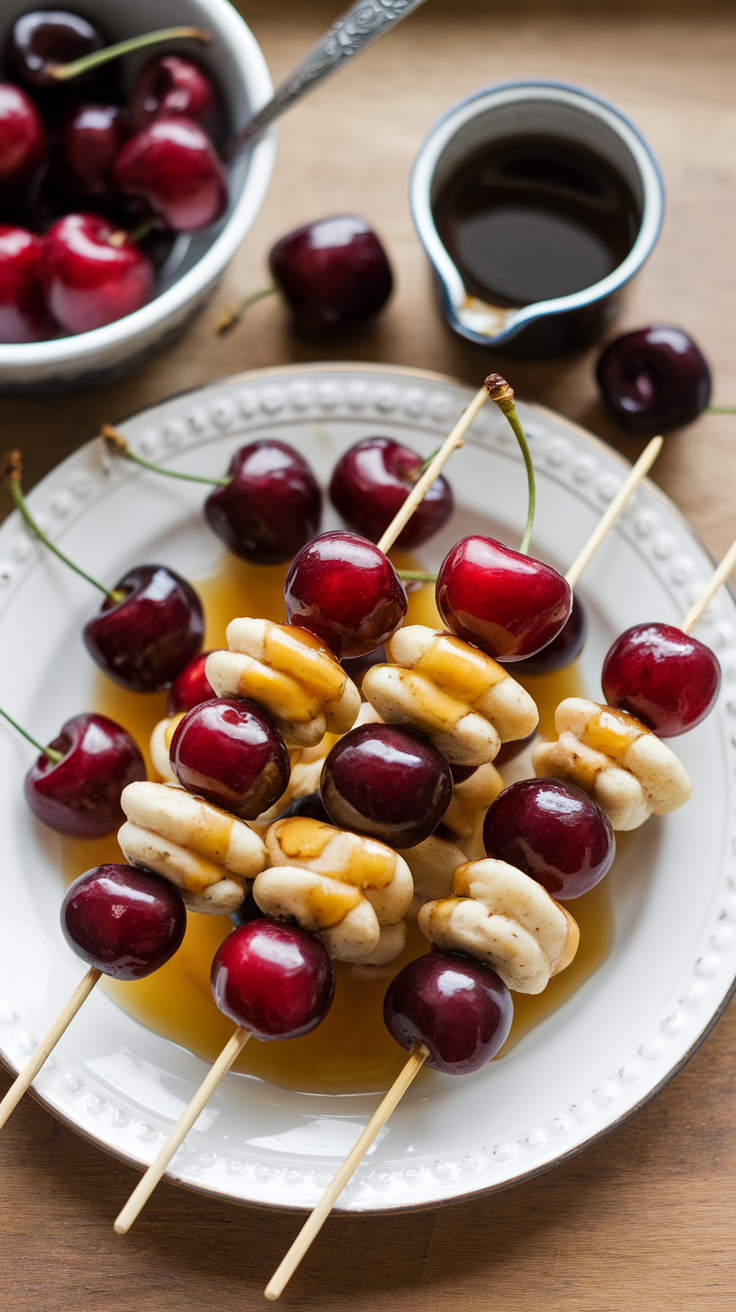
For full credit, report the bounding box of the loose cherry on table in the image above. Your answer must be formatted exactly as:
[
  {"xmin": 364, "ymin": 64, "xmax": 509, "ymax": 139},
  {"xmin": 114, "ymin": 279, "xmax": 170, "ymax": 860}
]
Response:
[
  {"xmin": 383, "ymin": 949, "xmax": 513, "ymax": 1074},
  {"xmin": 601, "ymin": 622, "xmax": 721, "ymax": 737},
  {"xmin": 329, "ymin": 437, "xmax": 454, "ymax": 550},
  {"xmin": 483, "ymin": 778, "xmax": 615, "ymax": 900},
  {"xmin": 321, "ymin": 723, "xmax": 453, "ymax": 848},
  {"xmin": 113, "ymin": 116, "xmax": 227, "ymax": 232},
  {"xmin": 0, "ymin": 82, "xmax": 46, "ymax": 187},
  {"xmin": 40, "ymin": 211, "xmax": 154, "ymax": 334},
  {"xmin": 0, "ymin": 225, "xmax": 56, "ymax": 343},
  {"xmin": 52, "ymin": 103, "xmax": 130, "ymax": 201},
  {"xmin": 211, "ymin": 919, "xmax": 335, "ymax": 1040},
  {"xmin": 167, "ymin": 650, "xmax": 217, "ymax": 716},
  {"xmin": 169, "ymin": 696, "xmax": 290, "ymax": 820},
  {"xmin": 130, "ymin": 54, "xmax": 217, "ymax": 133},
  {"xmin": 61, "ymin": 863, "xmax": 186, "ymax": 979},
  {"xmin": 284, "ymin": 530, "xmax": 407, "ymax": 660},
  {"xmin": 596, "ymin": 326, "xmax": 712, "ymax": 435},
  {"xmin": 204, "ymin": 440, "xmax": 322, "ymax": 565},
  {"xmin": 508, "ymin": 592, "xmax": 587, "ymax": 675},
  {"xmin": 269, "ymin": 215, "xmax": 393, "ymax": 335}
]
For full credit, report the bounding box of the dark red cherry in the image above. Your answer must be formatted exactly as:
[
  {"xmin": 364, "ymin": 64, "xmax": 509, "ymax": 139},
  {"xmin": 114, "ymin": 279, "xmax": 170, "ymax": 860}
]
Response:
[
  {"xmin": 112, "ymin": 117, "xmax": 227, "ymax": 232},
  {"xmin": 130, "ymin": 55, "xmax": 217, "ymax": 132},
  {"xmin": 61, "ymin": 863, "xmax": 185, "ymax": 979},
  {"xmin": 384, "ymin": 950, "xmax": 512, "ymax": 1074},
  {"xmin": 0, "ymin": 83, "xmax": 46, "ymax": 187},
  {"xmin": 602, "ymin": 622, "xmax": 721, "ymax": 737},
  {"xmin": 329, "ymin": 437, "xmax": 453, "ymax": 550},
  {"xmin": 203, "ymin": 440, "xmax": 321, "ymax": 566},
  {"xmin": 284, "ymin": 530, "xmax": 407, "ymax": 660},
  {"xmin": 169, "ymin": 696, "xmax": 290, "ymax": 820},
  {"xmin": 166, "ymin": 650, "xmax": 217, "ymax": 716},
  {"xmin": 211, "ymin": 919, "xmax": 335, "ymax": 1039},
  {"xmin": 7, "ymin": 11, "xmax": 105, "ymax": 91},
  {"xmin": 82, "ymin": 564, "xmax": 204, "ymax": 693},
  {"xmin": 321, "ymin": 723, "xmax": 453, "ymax": 848},
  {"xmin": 0, "ymin": 226, "xmax": 56, "ymax": 343},
  {"xmin": 483, "ymin": 778, "xmax": 615, "ymax": 900},
  {"xmin": 24, "ymin": 712, "xmax": 146, "ymax": 838},
  {"xmin": 269, "ymin": 215, "xmax": 392, "ymax": 335},
  {"xmin": 40, "ymin": 212, "xmax": 154, "ymax": 334},
  {"xmin": 508, "ymin": 593, "xmax": 587, "ymax": 674},
  {"xmin": 436, "ymin": 535, "xmax": 572, "ymax": 661},
  {"xmin": 52, "ymin": 103, "xmax": 129, "ymax": 200},
  {"xmin": 597, "ymin": 325, "xmax": 712, "ymax": 435}
]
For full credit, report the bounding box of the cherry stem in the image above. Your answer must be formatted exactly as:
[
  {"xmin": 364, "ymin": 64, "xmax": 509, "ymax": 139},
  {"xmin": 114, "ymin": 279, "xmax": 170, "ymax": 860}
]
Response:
[
  {"xmin": 706, "ymin": 405, "xmax": 736, "ymax": 414},
  {"xmin": 397, "ymin": 570, "xmax": 437, "ymax": 583},
  {"xmin": 46, "ymin": 25, "xmax": 211, "ymax": 81},
  {"xmin": 3, "ymin": 451, "xmax": 123, "ymax": 603},
  {"xmin": 214, "ymin": 286, "xmax": 278, "ymax": 335},
  {"xmin": 108, "ymin": 219, "xmax": 157, "ymax": 249},
  {"xmin": 101, "ymin": 425, "xmax": 228, "ymax": 487},
  {"xmin": 0, "ymin": 706, "xmax": 62, "ymax": 763},
  {"xmin": 485, "ymin": 374, "xmax": 536, "ymax": 555}
]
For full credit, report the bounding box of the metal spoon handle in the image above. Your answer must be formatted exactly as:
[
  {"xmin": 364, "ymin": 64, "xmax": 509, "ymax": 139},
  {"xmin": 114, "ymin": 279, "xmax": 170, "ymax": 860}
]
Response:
[{"xmin": 225, "ymin": 0, "xmax": 428, "ymax": 162}]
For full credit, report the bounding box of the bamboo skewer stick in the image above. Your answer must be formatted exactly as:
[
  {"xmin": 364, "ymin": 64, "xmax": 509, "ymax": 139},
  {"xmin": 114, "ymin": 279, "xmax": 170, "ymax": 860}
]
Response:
[
  {"xmin": 264, "ymin": 1043, "xmax": 429, "ymax": 1301},
  {"xmin": 0, "ymin": 966, "xmax": 101, "ymax": 1131},
  {"xmin": 114, "ymin": 1026, "xmax": 250, "ymax": 1235},
  {"xmin": 565, "ymin": 436, "xmax": 664, "ymax": 589},
  {"xmin": 681, "ymin": 536, "xmax": 736, "ymax": 635}
]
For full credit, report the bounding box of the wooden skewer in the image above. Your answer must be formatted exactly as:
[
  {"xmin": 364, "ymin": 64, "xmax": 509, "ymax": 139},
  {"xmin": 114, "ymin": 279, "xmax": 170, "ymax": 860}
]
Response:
[
  {"xmin": 264, "ymin": 1043, "xmax": 429, "ymax": 1301},
  {"xmin": 376, "ymin": 385, "xmax": 488, "ymax": 554},
  {"xmin": 681, "ymin": 535, "xmax": 736, "ymax": 635},
  {"xmin": 114, "ymin": 1025, "xmax": 250, "ymax": 1235},
  {"xmin": 565, "ymin": 436, "xmax": 664, "ymax": 589},
  {"xmin": 0, "ymin": 965, "xmax": 101, "ymax": 1131}
]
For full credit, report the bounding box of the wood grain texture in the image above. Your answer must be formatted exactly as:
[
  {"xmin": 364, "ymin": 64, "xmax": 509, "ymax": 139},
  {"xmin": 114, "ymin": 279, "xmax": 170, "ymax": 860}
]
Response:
[{"xmin": 2, "ymin": 3, "xmax": 736, "ymax": 1307}]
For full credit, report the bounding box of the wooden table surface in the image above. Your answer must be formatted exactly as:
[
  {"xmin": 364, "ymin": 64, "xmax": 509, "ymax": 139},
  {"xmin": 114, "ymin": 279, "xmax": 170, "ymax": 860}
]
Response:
[{"xmin": 2, "ymin": 2, "xmax": 736, "ymax": 1307}]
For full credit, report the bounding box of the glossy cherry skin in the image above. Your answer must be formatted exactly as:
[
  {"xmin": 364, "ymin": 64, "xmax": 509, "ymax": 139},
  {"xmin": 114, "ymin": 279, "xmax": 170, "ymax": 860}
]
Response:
[
  {"xmin": 0, "ymin": 83, "xmax": 46, "ymax": 187},
  {"xmin": 483, "ymin": 778, "xmax": 615, "ymax": 900},
  {"xmin": 170, "ymin": 696, "xmax": 290, "ymax": 820},
  {"xmin": 40, "ymin": 212, "xmax": 154, "ymax": 334},
  {"xmin": 597, "ymin": 326, "xmax": 712, "ymax": 435},
  {"xmin": 436, "ymin": 536, "xmax": 572, "ymax": 662},
  {"xmin": 602, "ymin": 622, "xmax": 721, "ymax": 737},
  {"xmin": 329, "ymin": 437, "xmax": 453, "ymax": 550},
  {"xmin": 285, "ymin": 531, "xmax": 407, "ymax": 660},
  {"xmin": 112, "ymin": 117, "xmax": 227, "ymax": 232},
  {"xmin": 166, "ymin": 650, "xmax": 217, "ymax": 716},
  {"xmin": 508, "ymin": 593, "xmax": 587, "ymax": 675},
  {"xmin": 83, "ymin": 564, "xmax": 204, "ymax": 693},
  {"xmin": 321, "ymin": 723, "xmax": 453, "ymax": 848},
  {"xmin": 24, "ymin": 712, "xmax": 146, "ymax": 838},
  {"xmin": 204, "ymin": 440, "xmax": 321, "ymax": 566},
  {"xmin": 269, "ymin": 215, "xmax": 393, "ymax": 335},
  {"xmin": 211, "ymin": 919, "xmax": 335, "ymax": 1039},
  {"xmin": 0, "ymin": 226, "xmax": 56, "ymax": 342},
  {"xmin": 61, "ymin": 863, "xmax": 185, "ymax": 979},
  {"xmin": 7, "ymin": 11, "xmax": 105, "ymax": 90},
  {"xmin": 52, "ymin": 103, "xmax": 129, "ymax": 200},
  {"xmin": 130, "ymin": 55, "xmax": 217, "ymax": 132},
  {"xmin": 384, "ymin": 949, "xmax": 512, "ymax": 1074}
]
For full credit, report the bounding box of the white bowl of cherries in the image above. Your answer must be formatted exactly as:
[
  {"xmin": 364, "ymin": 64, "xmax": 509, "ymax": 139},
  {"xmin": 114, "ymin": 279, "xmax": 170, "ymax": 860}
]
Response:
[{"xmin": 0, "ymin": 0, "xmax": 275, "ymax": 394}]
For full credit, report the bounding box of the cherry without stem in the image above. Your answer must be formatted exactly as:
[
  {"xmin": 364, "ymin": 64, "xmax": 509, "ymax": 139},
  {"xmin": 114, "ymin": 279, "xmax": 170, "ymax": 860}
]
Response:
[
  {"xmin": 384, "ymin": 949, "xmax": 513, "ymax": 1074},
  {"xmin": 61, "ymin": 863, "xmax": 186, "ymax": 979},
  {"xmin": 24, "ymin": 711, "xmax": 146, "ymax": 838},
  {"xmin": 329, "ymin": 437, "xmax": 453, "ymax": 550},
  {"xmin": 597, "ymin": 325, "xmax": 712, "ymax": 435},
  {"xmin": 601, "ymin": 622, "xmax": 721, "ymax": 737},
  {"xmin": 40, "ymin": 212, "xmax": 154, "ymax": 334},
  {"xmin": 169, "ymin": 696, "xmax": 290, "ymax": 820},
  {"xmin": 211, "ymin": 919, "xmax": 335, "ymax": 1040},
  {"xmin": 269, "ymin": 215, "xmax": 393, "ymax": 335},
  {"xmin": 113, "ymin": 116, "xmax": 227, "ymax": 232},
  {"xmin": 204, "ymin": 440, "xmax": 322, "ymax": 565}
]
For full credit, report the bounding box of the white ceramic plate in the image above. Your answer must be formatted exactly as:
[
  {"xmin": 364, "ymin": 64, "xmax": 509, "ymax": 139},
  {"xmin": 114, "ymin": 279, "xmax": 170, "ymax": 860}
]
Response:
[{"xmin": 2, "ymin": 363, "xmax": 735, "ymax": 1215}]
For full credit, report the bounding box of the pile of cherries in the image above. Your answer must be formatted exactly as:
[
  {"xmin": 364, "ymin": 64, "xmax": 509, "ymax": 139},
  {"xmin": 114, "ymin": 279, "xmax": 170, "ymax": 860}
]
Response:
[{"xmin": 0, "ymin": 10, "xmax": 229, "ymax": 340}]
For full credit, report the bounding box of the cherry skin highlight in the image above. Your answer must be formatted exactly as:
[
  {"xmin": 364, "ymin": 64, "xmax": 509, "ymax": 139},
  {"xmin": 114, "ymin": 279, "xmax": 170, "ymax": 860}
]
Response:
[
  {"xmin": 384, "ymin": 949, "xmax": 513, "ymax": 1074},
  {"xmin": 82, "ymin": 564, "xmax": 204, "ymax": 693},
  {"xmin": 284, "ymin": 530, "xmax": 407, "ymax": 660},
  {"xmin": 61, "ymin": 863, "xmax": 186, "ymax": 979},
  {"xmin": 40, "ymin": 212, "xmax": 154, "ymax": 334},
  {"xmin": 329, "ymin": 437, "xmax": 453, "ymax": 550},
  {"xmin": 211, "ymin": 919, "xmax": 335, "ymax": 1039},
  {"xmin": 597, "ymin": 325, "xmax": 712, "ymax": 435},
  {"xmin": 269, "ymin": 215, "xmax": 393, "ymax": 335},
  {"xmin": 170, "ymin": 696, "xmax": 290, "ymax": 820},
  {"xmin": 483, "ymin": 778, "xmax": 615, "ymax": 900},
  {"xmin": 166, "ymin": 650, "xmax": 217, "ymax": 716},
  {"xmin": 130, "ymin": 54, "xmax": 217, "ymax": 132},
  {"xmin": 509, "ymin": 593, "xmax": 587, "ymax": 674},
  {"xmin": 113, "ymin": 116, "xmax": 227, "ymax": 232},
  {"xmin": 436, "ymin": 535, "xmax": 572, "ymax": 661},
  {"xmin": 24, "ymin": 712, "xmax": 146, "ymax": 838},
  {"xmin": 602, "ymin": 622, "xmax": 721, "ymax": 737},
  {"xmin": 0, "ymin": 83, "xmax": 46, "ymax": 187},
  {"xmin": 204, "ymin": 440, "xmax": 321, "ymax": 566},
  {"xmin": 321, "ymin": 723, "xmax": 453, "ymax": 848},
  {"xmin": 0, "ymin": 226, "xmax": 55, "ymax": 343}
]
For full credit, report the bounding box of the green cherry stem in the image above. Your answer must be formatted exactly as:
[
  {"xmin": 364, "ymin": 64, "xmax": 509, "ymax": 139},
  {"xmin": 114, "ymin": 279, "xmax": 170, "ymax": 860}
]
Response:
[
  {"xmin": 214, "ymin": 286, "xmax": 279, "ymax": 335},
  {"xmin": 706, "ymin": 405, "xmax": 736, "ymax": 414},
  {"xmin": 46, "ymin": 25, "xmax": 211, "ymax": 82},
  {"xmin": 101, "ymin": 426, "xmax": 228, "ymax": 487},
  {"xmin": 397, "ymin": 570, "xmax": 437, "ymax": 583},
  {"xmin": 3, "ymin": 451, "xmax": 122, "ymax": 604},
  {"xmin": 485, "ymin": 373, "xmax": 536, "ymax": 555},
  {"xmin": 0, "ymin": 706, "xmax": 62, "ymax": 763}
]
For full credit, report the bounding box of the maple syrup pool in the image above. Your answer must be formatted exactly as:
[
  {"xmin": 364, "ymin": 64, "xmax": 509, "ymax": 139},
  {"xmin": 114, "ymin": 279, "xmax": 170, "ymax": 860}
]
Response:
[{"xmin": 60, "ymin": 550, "xmax": 614, "ymax": 1095}]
